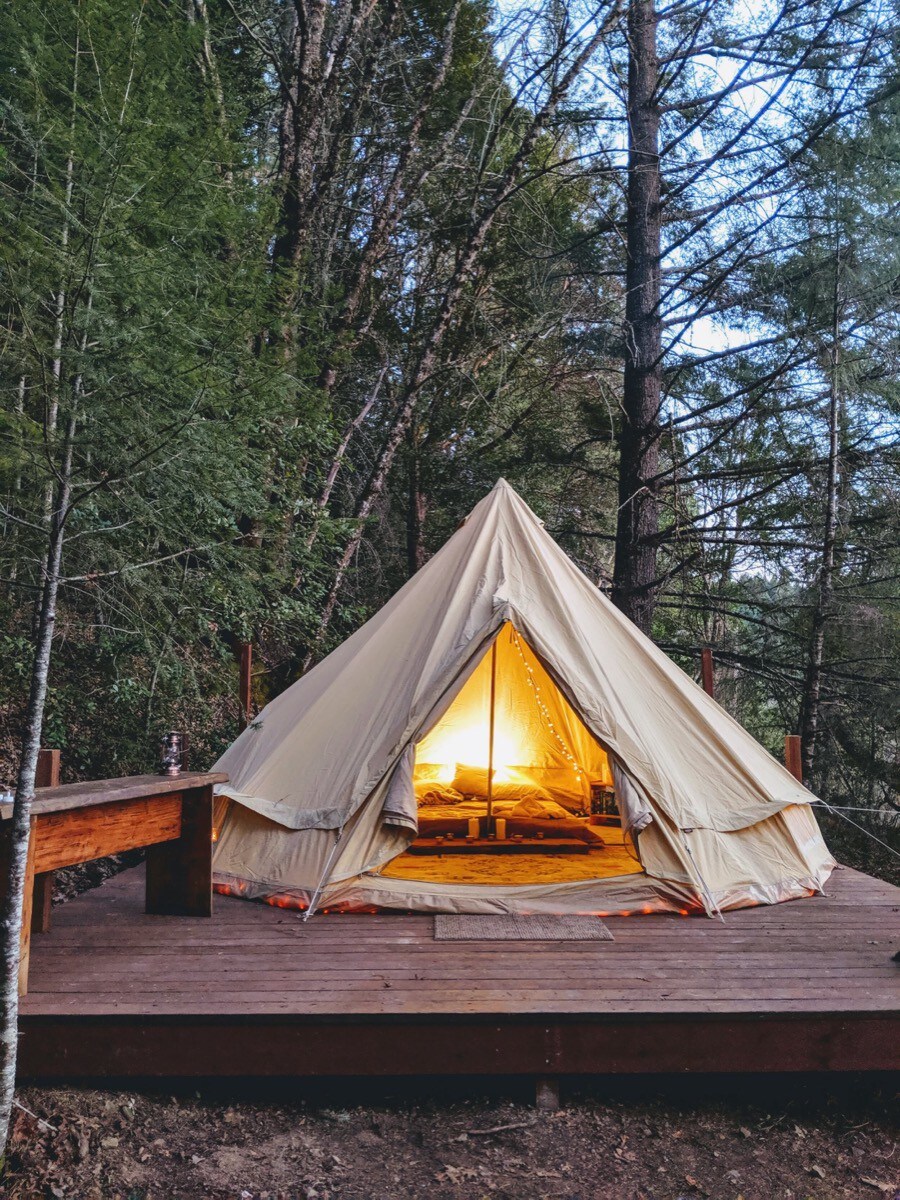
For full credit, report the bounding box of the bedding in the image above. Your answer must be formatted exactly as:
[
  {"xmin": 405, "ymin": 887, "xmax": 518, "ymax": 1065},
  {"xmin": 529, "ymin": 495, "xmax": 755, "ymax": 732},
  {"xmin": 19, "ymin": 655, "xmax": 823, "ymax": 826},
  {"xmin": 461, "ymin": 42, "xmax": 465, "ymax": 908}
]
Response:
[
  {"xmin": 413, "ymin": 780, "xmax": 464, "ymax": 807},
  {"xmin": 451, "ymin": 764, "xmax": 494, "ymax": 797},
  {"xmin": 509, "ymin": 795, "xmax": 572, "ymax": 819},
  {"xmin": 439, "ymin": 763, "xmax": 588, "ymax": 811},
  {"xmin": 411, "ymin": 794, "xmax": 577, "ymax": 820}
]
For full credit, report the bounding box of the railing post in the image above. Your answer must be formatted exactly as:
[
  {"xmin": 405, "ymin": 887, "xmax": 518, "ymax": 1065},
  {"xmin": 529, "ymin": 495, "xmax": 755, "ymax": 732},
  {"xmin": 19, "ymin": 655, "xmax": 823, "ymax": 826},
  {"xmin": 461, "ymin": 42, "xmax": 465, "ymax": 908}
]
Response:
[
  {"xmin": 784, "ymin": 735, "xmax": 803, "ymax": 783},
  {"xmin": 700, "ymin": 647, "xmax": 715, "ymax": 698},
  {"xmin": 35, "ymin": 748, "xmax": 60, "ymax": 788},
  {"xmin": 238, "ymin": 642, "xmax": 253, "ymax": 733}
]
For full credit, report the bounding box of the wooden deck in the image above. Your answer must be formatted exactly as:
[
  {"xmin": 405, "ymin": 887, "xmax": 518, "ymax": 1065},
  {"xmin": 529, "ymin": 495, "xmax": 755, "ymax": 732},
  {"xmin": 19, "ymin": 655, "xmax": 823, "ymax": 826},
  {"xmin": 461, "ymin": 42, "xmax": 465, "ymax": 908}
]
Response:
[{"xmin": 18, "ymin": 863, "xmax": 899, "ymax": 1080}]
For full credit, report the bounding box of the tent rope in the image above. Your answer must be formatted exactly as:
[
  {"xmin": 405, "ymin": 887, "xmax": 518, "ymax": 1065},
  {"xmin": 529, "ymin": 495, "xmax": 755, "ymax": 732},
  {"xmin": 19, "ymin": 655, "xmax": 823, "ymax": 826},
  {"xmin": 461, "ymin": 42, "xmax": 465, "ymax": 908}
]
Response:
[
  {"xmin": 813, "ymin": 801, "xmax": 900, "ymax": 862},
  {"xmin": 303, "ymin": 826, "xmax": 346, "ymax": 921},
  {"xmin": 811, "ymin": 802, "xmax": 900, "ymax": 817}
]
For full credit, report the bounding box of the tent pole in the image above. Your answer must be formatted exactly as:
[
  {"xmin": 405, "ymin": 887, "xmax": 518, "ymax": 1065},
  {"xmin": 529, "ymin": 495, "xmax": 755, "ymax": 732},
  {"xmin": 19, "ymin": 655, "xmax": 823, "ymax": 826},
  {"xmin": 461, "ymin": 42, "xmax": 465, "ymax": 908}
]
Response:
[{"xmin": 486, "ymin": 638, "xmax": 497, "ymax": 836}]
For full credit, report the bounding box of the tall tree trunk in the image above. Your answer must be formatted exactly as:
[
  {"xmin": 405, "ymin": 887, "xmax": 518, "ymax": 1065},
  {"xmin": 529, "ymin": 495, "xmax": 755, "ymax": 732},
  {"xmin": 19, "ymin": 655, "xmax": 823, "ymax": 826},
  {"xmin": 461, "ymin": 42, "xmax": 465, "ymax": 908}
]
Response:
[
  {"xmin": 0, "ymin": 412, "xmax": 76, "ymax": 1154},
  {"xmin": 612, "ymin": 0, "xmax": 662, "ymax": 636},
  {"xmin": 799, "ymin": 246, "xmax": 842, "ymax": 783},
  {"xmin": 271, "ymin": 0, "xmax": 330, "ymax": 288}
]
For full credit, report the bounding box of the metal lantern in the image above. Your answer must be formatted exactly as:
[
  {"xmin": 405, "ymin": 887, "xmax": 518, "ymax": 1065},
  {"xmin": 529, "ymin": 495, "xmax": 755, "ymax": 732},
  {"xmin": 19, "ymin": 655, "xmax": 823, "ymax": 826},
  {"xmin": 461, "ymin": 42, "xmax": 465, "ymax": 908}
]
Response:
[
  {"xmin": 590, "ymin": 781, "xmax": 619, "ymax": 823},
  {"xmin": 159, "ymin": 730, "xmax": 184, "ymax": 777}
]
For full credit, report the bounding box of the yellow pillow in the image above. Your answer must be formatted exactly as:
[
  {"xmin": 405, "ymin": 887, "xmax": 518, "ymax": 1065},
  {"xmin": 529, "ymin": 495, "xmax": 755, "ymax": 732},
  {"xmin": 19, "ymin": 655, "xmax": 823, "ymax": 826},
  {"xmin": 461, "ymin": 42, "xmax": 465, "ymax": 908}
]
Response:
[{"xmin": 452, "ymin": 764, "xmax": 494, "ymax": 797}]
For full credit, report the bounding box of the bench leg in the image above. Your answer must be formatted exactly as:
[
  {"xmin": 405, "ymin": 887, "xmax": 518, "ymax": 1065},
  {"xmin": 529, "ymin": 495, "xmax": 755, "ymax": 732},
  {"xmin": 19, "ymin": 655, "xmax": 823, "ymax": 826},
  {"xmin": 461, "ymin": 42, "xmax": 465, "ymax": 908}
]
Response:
[
  {"xmin": 32, "ymin": 871, "xmax": 54, "ymax": 934},
  {"xmin": 145, "ymin": 784, "xmax": 213, "ymax": 916}
]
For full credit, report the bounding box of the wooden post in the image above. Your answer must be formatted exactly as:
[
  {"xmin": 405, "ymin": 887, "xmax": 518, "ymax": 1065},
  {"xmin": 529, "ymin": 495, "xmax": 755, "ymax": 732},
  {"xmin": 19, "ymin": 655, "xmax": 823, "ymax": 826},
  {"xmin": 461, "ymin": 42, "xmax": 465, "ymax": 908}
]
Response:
[
  {"xmin": 700, "ymin": 647, "xmax": 715, "ymax": 698},
  {"xmin": 35, "ymin": 749, "xmax": 60, "ymax": 788},
  {"xmin": 32, "ymin": 749, "xmax": 60, "ymax": 935},
  {"xmin": 784, "ymin": 735, "xmax": 803, "ymax": 783},
  {"xmin": 238, "ymin": 642, "xmax": 252, "ymax": 733}
]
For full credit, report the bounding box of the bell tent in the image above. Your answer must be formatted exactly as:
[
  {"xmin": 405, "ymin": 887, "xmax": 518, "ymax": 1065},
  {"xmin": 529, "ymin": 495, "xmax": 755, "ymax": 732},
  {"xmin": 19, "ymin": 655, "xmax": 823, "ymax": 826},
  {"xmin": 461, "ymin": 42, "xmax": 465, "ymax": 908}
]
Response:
[{"xmin": 212, "ymin": 480, "xmax": 834, "ymax": 916}]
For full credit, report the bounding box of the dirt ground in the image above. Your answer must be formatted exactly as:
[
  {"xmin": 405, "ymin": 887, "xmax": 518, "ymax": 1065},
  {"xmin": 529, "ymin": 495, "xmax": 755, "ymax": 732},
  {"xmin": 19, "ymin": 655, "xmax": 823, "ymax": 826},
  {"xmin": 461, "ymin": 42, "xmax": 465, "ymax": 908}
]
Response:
[{"xmin": 2, "ymin": 1077, "xmax": 897, "ymax": 1200}]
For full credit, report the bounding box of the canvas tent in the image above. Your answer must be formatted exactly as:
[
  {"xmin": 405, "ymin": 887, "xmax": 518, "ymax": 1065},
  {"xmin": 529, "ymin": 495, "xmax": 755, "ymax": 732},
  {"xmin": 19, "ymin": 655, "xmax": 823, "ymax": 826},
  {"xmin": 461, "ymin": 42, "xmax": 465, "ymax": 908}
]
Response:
[{"xmin": 212, "ymin": 480, "xmax": 834, "ymax": 916}]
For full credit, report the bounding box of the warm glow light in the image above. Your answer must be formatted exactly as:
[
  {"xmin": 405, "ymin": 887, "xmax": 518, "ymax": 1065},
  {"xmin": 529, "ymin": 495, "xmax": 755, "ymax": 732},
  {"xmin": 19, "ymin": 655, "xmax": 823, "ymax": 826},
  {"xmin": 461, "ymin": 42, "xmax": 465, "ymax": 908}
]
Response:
[{"xmin": 425, "ymin": 724, "xmax": 526, "ymax": 783}]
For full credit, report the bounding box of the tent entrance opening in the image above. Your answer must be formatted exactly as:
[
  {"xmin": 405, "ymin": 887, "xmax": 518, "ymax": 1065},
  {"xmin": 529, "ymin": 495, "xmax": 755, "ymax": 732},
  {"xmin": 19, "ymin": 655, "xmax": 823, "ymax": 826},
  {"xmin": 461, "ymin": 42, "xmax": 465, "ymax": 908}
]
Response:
[{"xmin": 381, "ymin": 624, "xmax": 644, "ymax": 886}]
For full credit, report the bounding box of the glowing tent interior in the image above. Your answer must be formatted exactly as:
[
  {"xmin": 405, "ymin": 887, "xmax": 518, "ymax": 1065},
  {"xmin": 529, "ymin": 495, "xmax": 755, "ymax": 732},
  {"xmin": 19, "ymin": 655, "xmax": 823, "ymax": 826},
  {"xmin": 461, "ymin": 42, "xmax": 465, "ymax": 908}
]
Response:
[
  {"xmin": 368, "ymin": 621, "xmax": 640, "ymax": 892},
  {"xmin": 211, "ymin": 480, "xmax": 835, "ymax": 916}
]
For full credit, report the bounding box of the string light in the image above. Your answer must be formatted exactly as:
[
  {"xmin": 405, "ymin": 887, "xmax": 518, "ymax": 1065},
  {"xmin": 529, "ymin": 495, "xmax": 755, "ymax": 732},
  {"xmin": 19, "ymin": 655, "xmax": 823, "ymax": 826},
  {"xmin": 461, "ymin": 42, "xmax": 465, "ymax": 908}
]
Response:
[{"xmin": 510, "ymin": 628, "xmax": 585, "ymax": 782}]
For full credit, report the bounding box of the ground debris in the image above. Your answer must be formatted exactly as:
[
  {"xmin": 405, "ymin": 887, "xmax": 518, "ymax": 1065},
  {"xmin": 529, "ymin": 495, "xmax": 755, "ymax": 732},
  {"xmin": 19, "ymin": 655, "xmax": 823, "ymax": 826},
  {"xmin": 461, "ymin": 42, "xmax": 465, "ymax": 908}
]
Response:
[
  {"xmin": 0, "ymin": 1083, "xmax": 896, "ymax": 1199},
  {"xmin": 466, "ymin": 1119, "xmax": 534, "ymax": 1136}
]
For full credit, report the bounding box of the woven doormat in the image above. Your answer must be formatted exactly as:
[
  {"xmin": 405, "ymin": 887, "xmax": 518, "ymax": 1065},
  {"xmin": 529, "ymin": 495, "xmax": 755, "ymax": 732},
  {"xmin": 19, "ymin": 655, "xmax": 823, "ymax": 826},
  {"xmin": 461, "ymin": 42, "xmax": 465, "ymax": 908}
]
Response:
[{"xmin": 433, "ymin": 914, "xmax": 613, "ymax": 941}]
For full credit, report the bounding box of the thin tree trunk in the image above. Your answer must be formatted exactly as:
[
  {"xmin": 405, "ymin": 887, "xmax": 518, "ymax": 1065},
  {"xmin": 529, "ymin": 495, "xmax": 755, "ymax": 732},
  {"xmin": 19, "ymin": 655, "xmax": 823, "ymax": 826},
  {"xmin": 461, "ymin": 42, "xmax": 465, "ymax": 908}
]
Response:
[
  {"xmin": 799, "ymin": 246, "xmax": 842, "ymax": 783},
  {"xmin": 6, "ymin": 374, "xmax": 26, "ymax": 584},
  {"xmin": 271, "ymin": 0, "xmax": 332, "ymax": 289},
  {"xmin": 317, "ymin": 0, "xmax": 462, "ymax": 389},
  {"xmin": 191, "ymin": 0, "xmax": 234, "ymax": 192},
  {"xmin": 300, "ymin": 365, "xmax": 388, "ymax": 561},
  {"xmin": 612, "ymin": 0, "xmax": 662, "ymax": 636},
  {"xmin": 0, "ymin": 411, "xmax": 76, "ymax": 1154},
  {"xmin": 45, "ymin": 35, "xmax": 79, "ymax": 498},
  {"xmin": 406, "ymin": 425, "xmax": 426, "ymax": 577}
]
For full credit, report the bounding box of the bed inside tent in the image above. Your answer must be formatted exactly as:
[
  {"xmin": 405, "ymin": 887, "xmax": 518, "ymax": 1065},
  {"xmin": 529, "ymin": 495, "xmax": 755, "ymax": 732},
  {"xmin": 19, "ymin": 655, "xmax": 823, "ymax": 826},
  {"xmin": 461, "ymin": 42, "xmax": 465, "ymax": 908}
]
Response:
[{"xmin": 379, "ymin": 623, "xmax": 645, "ymax": 888}]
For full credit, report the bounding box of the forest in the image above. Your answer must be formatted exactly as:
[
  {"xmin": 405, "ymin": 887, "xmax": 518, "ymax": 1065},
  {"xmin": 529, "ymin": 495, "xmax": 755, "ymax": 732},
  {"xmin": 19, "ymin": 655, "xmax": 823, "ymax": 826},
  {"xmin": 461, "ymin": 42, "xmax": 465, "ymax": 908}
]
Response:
[
  {"xmin": 1, "ymin": 0, "xmax": 899, "ymax": 855},
  {"xmin": 1, "ymin": 2, "xmax": 899, "ymax": 1192}
]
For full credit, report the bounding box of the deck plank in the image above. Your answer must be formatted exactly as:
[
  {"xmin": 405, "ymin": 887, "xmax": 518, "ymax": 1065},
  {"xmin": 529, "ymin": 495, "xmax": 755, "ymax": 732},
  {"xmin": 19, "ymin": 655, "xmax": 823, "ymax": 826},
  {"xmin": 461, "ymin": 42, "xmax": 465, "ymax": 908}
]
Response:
[{"xmin": 17, "ymin": 863, "xmax": 900, "ymax": 1077}]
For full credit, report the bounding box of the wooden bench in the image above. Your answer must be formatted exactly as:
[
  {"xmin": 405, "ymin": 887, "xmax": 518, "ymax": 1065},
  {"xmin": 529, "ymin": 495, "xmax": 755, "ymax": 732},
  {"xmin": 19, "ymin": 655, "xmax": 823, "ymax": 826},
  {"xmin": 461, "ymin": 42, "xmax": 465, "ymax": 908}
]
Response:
[{"xmin": 0, "ymin": 771, "xmax": 227, "ymax": 995}]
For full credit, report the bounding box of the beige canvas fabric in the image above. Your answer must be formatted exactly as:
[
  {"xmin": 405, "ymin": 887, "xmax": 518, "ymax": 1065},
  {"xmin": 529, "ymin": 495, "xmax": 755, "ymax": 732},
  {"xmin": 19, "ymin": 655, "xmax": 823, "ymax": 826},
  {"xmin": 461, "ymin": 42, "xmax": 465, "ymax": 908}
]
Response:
[{"xmin": 213, "ymin": 480, "xmax": 835, "ymax": 915}]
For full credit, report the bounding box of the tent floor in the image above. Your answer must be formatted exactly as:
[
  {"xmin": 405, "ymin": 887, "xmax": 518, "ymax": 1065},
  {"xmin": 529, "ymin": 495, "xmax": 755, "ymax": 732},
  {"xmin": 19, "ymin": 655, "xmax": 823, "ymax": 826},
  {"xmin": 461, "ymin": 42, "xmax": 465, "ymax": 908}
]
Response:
[
  {"xmin": 16, "ymin": 862, "xmax": 900, "ymax": 1080},
  {"xmin": 382, "ymin": 827, "xmax": 640, "ymax": 885}
]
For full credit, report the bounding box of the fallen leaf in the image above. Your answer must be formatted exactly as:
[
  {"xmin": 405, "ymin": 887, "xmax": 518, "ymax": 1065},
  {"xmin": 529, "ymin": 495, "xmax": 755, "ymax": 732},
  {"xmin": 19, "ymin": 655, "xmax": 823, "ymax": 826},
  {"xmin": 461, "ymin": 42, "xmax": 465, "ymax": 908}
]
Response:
[{"xmin": 859, "ymin": 1179, "xmax": 894, "ymax": 1194}]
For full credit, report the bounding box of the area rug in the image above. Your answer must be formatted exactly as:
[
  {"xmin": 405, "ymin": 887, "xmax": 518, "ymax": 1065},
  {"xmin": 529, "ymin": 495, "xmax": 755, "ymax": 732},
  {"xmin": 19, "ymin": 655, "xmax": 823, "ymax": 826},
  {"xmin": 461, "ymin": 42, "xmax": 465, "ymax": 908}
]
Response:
[{"xmin": 433, "ymin": 913, "xmax": 613, "ymax": 941}]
